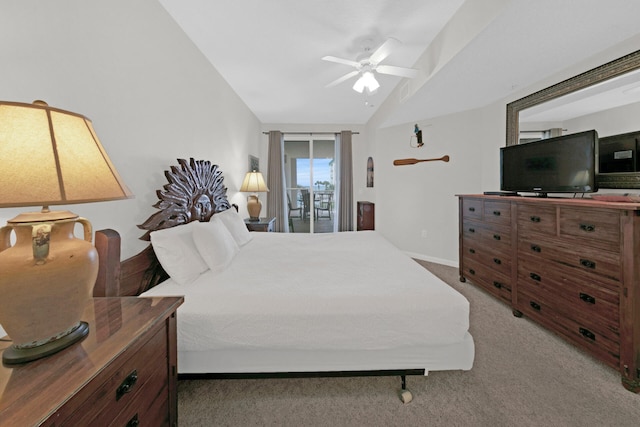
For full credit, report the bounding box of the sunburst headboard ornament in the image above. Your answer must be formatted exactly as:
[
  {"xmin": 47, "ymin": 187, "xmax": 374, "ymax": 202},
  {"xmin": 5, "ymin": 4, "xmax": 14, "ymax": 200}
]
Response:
[{"xmin": 138, "ymin": 158, "xmax": 231, "ymax": 240}]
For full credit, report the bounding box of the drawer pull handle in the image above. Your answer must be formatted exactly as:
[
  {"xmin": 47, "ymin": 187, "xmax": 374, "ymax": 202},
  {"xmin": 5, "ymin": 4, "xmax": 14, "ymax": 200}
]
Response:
[
  {"xmin": 580, "ymin": 259, "xmax": 596, "ymax": 269},
  {"xmin": 493, "ymin": 210, "xmax": 501, "ymax": 216},
  {"xmin": 579, "ymin": 327, "xmax": 596, "ymax": 341},
  {"xmin": 469, "ymin": 248, "xmax": 476, "ymax": 254},
  {"xmin": 126, "ymin": 414, "xmax": 140, "ymax": 427},
  {"xmin": 469, "ymin": 268, "xmax": 475, "ymax": 275},
  {"xmin": 493, "ymin": 258, "xmax": 501, "ymax": 265},
  {"xmin": 530, "ymin": 244, "xmax": 541, "ymax": 253},
  {"xmin": 530, "ymin": 301, "xmax": 541, "ymax": 311},
  {"xmin": 116, "ymin": 370, "xmax": 138, "ymax": 401},
  {"xmin": 468, "ymin": 227, "xmax": 475, "ymax": 233},
  {"xmin": 580, "ymin": 223, "xmax": 596, "ymax": 232},
  {"xmin": 468, "ymin": 207, "xmax": 475, "ymax": 212},
  {"xmin": 580, "ymin": 293, "xmax": 596, "ymax": 304},
  {"xmin": 529, "ymin": 273, "xmax": 541, "ymax": 282},
  {"xmin": 493, "ymin": 281, "xmax": 502, "ymax": 289},
  {"xmin": 530, "ymin": 216, "xmax": 541, "ymax": 223},
  {"xmin": 493, "ymin": 234, "xmax": 501, "ymax": 241}
]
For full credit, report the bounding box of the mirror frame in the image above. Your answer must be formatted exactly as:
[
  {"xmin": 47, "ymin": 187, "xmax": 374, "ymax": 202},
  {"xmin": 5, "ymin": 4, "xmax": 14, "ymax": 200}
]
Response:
[{"xmin": 506, "ymin": 49, "xmax": 640, "ymax": 188}]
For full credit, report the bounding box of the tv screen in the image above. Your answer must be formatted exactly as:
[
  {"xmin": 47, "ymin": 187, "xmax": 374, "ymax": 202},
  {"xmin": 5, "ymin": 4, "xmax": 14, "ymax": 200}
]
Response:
[{"xmin": 500, "ymin": 130, "xmax": 599, "ymax": 194}]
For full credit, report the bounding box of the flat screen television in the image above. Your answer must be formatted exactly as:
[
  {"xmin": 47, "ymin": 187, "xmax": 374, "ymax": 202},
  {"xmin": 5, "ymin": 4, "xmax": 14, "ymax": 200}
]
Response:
[{"xmin": 500, "ymin": 130, "xmax": 599, "ymax": 195}]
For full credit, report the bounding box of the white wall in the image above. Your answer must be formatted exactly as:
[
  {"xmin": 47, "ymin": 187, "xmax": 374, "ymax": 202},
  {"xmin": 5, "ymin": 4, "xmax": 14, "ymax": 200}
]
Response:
[
  {"xmin": 0, "ymin": 0, "xmax": 261, "ymax": 258},
  {"xmin": 563, "ymin": 101, "xmax": 640, "ymax": 138},
  {"xmin": 366, "ymin": 103, "xmax": 502, "ymax": 266}
]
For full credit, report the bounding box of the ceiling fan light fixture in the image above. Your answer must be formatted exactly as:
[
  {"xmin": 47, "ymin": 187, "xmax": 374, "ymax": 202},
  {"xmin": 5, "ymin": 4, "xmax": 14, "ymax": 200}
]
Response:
[{"xmin": 352, "ymin": 71, "xmax": 379, "ymax": 94}]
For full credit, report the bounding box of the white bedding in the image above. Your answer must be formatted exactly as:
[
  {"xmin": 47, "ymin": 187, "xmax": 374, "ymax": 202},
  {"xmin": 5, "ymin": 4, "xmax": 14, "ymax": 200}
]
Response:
[{"xmin": 142, "ymin": 231, "xmax": 472, "ymax": 367}]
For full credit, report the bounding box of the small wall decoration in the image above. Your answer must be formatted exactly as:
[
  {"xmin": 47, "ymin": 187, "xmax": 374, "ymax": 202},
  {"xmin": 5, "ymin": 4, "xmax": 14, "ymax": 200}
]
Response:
[
  {"xmin": 367, "ymin": 157, "xmax": 374, "ymax": 187},
  {"xmin": 413, "ymin": 124, "xmax": 424, "ymax": 147},
  {"xmin": 249, "ymin": 155, "xmax": 259, "ymax": 172}
]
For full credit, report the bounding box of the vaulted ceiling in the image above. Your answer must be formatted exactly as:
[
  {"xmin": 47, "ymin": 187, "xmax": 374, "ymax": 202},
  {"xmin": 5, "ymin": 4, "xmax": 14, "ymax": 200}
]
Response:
[{"xmin": 159, "ymin": 0, "xmax": 640, "ymax": 126}]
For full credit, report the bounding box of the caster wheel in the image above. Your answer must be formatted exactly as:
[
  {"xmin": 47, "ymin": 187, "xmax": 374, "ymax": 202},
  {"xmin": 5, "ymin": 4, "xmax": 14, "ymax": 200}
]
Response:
[{"xmin": 400, "ymin": 389, "xmax": 413, "ymax": 404}]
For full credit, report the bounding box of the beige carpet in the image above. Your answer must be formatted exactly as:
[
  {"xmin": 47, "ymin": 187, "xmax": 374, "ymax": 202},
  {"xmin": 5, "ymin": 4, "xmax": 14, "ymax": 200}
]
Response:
[{"xmin": 177, "ymin": 260, "xmax": 640, "ymax": 426}]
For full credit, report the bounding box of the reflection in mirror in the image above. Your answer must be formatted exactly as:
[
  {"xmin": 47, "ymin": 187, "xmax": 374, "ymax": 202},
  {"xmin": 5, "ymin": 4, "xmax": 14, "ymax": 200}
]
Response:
[{"xmin": 506, "ymin": 49, "xmax": 640, "ymax": 188}]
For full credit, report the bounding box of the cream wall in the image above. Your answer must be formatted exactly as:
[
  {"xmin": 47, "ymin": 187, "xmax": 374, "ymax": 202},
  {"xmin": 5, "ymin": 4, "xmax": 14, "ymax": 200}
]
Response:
[
  {"xmin": 366, "ymin": 104, "xmax": 503, "ymax": 266},
  {"xmin": 0, "ymin": 0, "xmax": 261, "ymax": 258}
]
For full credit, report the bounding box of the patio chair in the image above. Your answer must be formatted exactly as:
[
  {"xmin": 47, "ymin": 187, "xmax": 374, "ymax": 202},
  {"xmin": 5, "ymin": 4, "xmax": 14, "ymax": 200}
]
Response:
[
  {"xmin": 315, "ymin": 192, "xmax": 332, "ymax": 220},
  {"xmin": 288, "ymin": 193, "xmax": 303, "ymax": 231}
]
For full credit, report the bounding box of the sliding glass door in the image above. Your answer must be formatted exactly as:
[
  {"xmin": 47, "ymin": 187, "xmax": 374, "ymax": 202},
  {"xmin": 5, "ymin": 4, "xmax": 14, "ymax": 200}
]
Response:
[{"xmin": 284, "ymin": 136, "xmax": 336, "ymax": 233}]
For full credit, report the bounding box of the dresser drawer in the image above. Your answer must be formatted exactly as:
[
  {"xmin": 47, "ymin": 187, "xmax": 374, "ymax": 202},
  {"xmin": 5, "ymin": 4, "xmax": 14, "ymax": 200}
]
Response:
[
  {"xmin": 518, "ymin": 289, "xmax": 620, "ymax": 368},
  {"xmin": 559, "ymin": 206, "xmax": 620, "ymax": 249},
  {"xmin": 483, "ymin": 200, "xmax": 511, "ymax": 225},
  {"xmin": 462, "ymin": 198, "xmax": 483, "ymax": 219},
  {"xmin": 517, "ymin": 257, "xmax": 619, "ymax": 328},
  {"xmin": 462, "ymin": 220, "xmax": 511, "ymax": 254},
  {"xmin": 517, "ymin": 204, "xmax": 557, "ymax": 236},
  {"xmin": 517, "ymin": 234, "xmax": 621, "ymax": 282},
  {"xmin": 56, "ymin": 325, "xmax": 169, "ymax": 426},
  {"xmin": 463, "ymin": 241, "xmax": 512, "ymax": 278},
  {"xmin": 462, "ymin": 257, "xmax": 512, "ymax": 304}
]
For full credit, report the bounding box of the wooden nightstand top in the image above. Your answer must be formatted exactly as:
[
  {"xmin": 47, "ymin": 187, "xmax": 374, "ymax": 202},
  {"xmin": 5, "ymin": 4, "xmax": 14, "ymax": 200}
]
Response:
[{"xmin": 0, "ymin": 296, "xmax": 183, "ymax": 426}]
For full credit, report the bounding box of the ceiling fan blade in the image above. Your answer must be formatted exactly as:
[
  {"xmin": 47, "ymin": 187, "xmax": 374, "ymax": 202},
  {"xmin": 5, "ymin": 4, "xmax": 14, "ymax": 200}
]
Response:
[
  {"xmin": 325, "ymin": 70, "xmax": 359, "ymax": 88},
  {"xmin": 376, "ymin": 64, "xmax": 419, "ymax": 78},
  {"xmin": 322, "ymin": 55, "xmax": 361, "ymax": 69},
  {"xmin": 368, "ymin": 37, "xmax": 400, "ymax": 65}
]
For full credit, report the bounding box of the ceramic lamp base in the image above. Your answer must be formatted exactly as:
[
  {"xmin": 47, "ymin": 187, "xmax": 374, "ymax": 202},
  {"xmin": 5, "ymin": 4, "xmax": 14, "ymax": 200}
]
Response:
[
  {"xmin": 2, "ymin": 321, "xmax": 89, "ymax": 364},
  {"xmin": 247, "ymin": 194, "xmax": 262, "ymax": 220}
]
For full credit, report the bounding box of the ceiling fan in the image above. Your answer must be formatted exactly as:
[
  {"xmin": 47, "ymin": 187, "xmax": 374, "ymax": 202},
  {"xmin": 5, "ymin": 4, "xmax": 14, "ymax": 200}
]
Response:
[{"xmin": 322, "ymin": 38, "xmax": 419, "ymax": 94}]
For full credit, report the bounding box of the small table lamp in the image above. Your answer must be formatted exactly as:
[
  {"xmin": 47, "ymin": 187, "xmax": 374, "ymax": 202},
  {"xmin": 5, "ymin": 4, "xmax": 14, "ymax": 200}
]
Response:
[
  {"xmin": 239, "ymin": 170, "xmax": 269, "ymax": 221},
  {"xmin": 0, "ymin": 100, "xmax": 133, "ymax": 364}
]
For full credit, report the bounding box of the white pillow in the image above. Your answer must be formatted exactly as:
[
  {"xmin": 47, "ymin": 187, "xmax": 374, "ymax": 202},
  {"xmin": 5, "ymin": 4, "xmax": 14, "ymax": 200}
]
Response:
[
  {"xmin": 150, "ymin": 222, "xmax": 209, "ymax": 285},
  {"xmin": 192, "ymin": 217, "xmax": 240, "ymax": 273},
  {"xmin": 215, "ymin": 208, "xmax": 253, "ymax": 247}
]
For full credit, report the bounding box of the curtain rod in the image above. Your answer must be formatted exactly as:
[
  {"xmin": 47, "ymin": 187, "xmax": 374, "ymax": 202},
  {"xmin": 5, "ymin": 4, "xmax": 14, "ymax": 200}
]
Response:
[{"xmin": 262, "ymin": 131, "xmax": 359, "ymax": 135}]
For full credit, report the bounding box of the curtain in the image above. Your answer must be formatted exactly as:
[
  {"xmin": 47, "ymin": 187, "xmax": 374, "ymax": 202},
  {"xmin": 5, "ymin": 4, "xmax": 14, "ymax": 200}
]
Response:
[
  {"xmin": 266, "ymin": 131, "xmax": 287, "ymax": 232},
  {"xmin": 337, "ymin": 130, "xmax": 354, "ymax": 231}
]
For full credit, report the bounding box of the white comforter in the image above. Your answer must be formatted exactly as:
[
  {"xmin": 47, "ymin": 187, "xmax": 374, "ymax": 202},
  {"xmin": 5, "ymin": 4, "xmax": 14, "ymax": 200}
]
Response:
[{"xmin": 142, "ymin": 231, "xmax": 470, "ymax": 353}]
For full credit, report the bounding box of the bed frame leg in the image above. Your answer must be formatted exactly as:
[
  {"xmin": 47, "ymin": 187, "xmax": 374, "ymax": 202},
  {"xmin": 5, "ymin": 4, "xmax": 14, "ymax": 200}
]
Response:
[{"xmin": 399, "ymin": 375, "xmax": 413, "ymax": 404}]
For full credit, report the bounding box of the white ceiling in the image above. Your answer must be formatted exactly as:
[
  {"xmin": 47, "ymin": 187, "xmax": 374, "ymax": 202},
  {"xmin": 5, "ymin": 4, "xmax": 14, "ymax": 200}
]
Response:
[{"xmin": 158, "ymin": 0, "xmax": 640, "ymax": 126}]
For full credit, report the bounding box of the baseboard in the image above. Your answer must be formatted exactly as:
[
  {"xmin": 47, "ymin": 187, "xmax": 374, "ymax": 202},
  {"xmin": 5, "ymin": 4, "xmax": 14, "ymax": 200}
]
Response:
[{"xmin": 405, "ymin": 251, "xmax": 457, "ymax": 268}]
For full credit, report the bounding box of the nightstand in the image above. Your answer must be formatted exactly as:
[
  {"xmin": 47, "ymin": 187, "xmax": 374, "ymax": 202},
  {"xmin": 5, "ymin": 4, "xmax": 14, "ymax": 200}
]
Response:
[
  {"xmin": 244, "ymin": 217, "xmax": 276, "ymax": 232},
  {"xmin": 0, "ymin": 296, "xmax": 183, "ymax": 426}
]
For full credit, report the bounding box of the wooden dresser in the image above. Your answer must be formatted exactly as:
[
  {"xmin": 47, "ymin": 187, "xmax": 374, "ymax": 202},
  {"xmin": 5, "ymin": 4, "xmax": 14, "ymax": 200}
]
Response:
[
  {"xmin": 458, "ymin": 194, "xmax": 640, "ymax": 392},
  {"xmin": 0, "ymin": 296, "xmax": 183, "ymax": 426}
]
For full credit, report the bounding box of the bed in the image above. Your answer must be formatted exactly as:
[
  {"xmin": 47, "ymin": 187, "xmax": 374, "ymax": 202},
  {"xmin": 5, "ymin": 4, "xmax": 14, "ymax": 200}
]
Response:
[{"xmin": 93, "ymin": 159, "xmax": 474, "ymax": 402}]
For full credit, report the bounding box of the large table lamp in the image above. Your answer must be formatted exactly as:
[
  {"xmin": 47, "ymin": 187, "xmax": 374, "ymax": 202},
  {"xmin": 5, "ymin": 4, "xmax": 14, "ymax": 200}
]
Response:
[
  {"xmin": 0, "ymin": 100, "xmax": 133, "ymax": 364},
  {"xmin": 239, "ymin": 170, "xmax": 269, "ymax": 221}
]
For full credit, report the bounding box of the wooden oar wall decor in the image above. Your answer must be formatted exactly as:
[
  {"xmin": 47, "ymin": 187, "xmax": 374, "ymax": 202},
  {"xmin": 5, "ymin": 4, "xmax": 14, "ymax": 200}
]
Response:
[{"xmin": 393, "ymin": 155, "xmax": 450, "ymax": 166}]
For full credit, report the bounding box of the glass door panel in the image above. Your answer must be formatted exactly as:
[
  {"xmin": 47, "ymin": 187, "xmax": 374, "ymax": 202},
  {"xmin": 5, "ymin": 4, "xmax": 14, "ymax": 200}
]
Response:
[{"xmin": 284, "ymin": 137, "xmax": 335, "ymax": 233}]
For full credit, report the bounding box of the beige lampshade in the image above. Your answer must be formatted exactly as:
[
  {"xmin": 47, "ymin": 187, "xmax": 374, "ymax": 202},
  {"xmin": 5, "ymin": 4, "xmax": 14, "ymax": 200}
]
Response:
[
  {"xmin": 239, "ymin": 170, "xmax": 269, "ymax": 193},
  {"xmin": 0, "ymin": 100, "xmax": 133, "ymax": 208}
]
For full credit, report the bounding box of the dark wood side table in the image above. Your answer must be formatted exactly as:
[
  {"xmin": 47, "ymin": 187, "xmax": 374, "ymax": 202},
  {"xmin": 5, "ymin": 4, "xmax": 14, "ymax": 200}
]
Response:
[
  {"xmin": 244, "ymin": 217, "xmax": 276, "ymax": 232},
  {"xmin": 0, "ymin": 296, "xmax": 183, "ymax": 426},
  {"xmin": 357, "ymin": 201, "xmax": 375, "ymax": 230}
]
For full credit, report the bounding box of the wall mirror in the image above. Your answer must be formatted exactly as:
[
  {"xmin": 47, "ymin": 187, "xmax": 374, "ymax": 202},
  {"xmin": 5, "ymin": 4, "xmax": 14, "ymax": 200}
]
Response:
[{"xmin": 506, "ymin": 49, "xmax": 640, "ymax": 189}]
